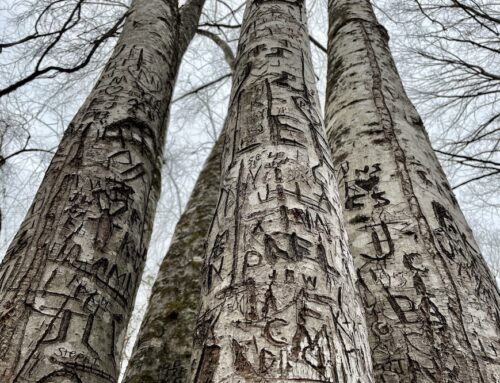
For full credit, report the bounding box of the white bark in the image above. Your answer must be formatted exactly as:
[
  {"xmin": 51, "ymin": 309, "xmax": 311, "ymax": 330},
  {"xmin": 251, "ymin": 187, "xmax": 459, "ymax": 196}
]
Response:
[
  {"xmin": 0, "ymin": 0, "xmax": 203, "ymax": 381},
  {"xmin": 123, "ymin": 134, "xmax": 223, "ymax": 383},
  {"xmin": 325, "ymin": 0, "xmax": 500, "ymax": 381},
  {"xmin": 189, "ymin": 0, "xmax": 374, "ymax": 381}
]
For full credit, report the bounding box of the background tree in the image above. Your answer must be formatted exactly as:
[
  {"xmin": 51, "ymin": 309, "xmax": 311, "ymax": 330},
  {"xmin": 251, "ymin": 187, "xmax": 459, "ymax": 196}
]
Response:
[
  {"xmin": 375, "ymin": 0, "xmax": 499, "ymax": 187},
  {"xmin": 123, "ymin": 133, "xmax": 223, "ymax": 383},
  {"xmin": 325, "ymin": 0, "xmax": 500, "ymax": 381}
]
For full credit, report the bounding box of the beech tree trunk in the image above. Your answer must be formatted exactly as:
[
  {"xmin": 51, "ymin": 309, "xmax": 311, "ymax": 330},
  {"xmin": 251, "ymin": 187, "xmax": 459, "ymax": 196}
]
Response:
[
  {"xmin": 0, "ymin": 0, "xmax": 204, "ymax": 381},
  {"xmin": 123, "ymin": 133, "xmax": 223, "ymax": 383},
  {"xmin": 189, "ymin": 0, "xmax": 374, "ymax": 381},
  {"xmin": 325, "ymin": 0, "xmax": 500, "ymax": 381}
]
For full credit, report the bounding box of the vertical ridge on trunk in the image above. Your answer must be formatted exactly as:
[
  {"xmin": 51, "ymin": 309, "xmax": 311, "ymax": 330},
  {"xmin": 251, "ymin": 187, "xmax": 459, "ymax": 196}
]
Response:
[
  {"xmin": 0, "ymin": 0, "xmax": 204, "ymax": 381},
  {"xmin": 190, "ymin": 0, "xmax": 373, "ymax": 381},
  {"xmin": 325, "ymin": 0, "xmax": 500, "ymax": 382},
  {"xmin": 123, "ymin": 133, "xmax": 223, "ymax": 383}
]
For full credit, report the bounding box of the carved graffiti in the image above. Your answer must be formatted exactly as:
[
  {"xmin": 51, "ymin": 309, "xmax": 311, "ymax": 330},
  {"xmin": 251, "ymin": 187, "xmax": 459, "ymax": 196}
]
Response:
[
  {"xmin": 325, "ymin": 0, "xmax": 500, "ymax": 380},
  {"xmin": 190, "ymin": 0, "xmax": 373, "ymax": 382},
  {"xmin": 0, "ymin": 0, "xmax": 181, "ymax": 381}
]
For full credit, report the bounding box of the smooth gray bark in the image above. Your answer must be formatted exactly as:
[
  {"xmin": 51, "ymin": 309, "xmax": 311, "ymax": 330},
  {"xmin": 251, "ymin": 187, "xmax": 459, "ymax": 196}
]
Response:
[
  {"xmin": 0, "ymin": 0, "xmax": 203, "ymax": 381},
  {"xmin": 123, "ymin": 134, "xmax": 223, "ymax": 383},
  {"xmin": 189, "ymin": 0, "xmax": 374, "ymax": 381},
  {"xmin": 325, "ymin": 0, "xmax": 500, "ymax": 381}
]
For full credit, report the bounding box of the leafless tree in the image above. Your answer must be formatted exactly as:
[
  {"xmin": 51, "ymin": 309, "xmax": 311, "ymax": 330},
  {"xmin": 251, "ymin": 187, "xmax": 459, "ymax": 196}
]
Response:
[
  {"xmin": 326, "ymin": 0, "xmax": 500, "ymax": 381},
  {"xmin": 0, "ymin": 0, "xmax": 209, "ymax": 380},
  {"xmin": 189, "ymin": 0, "xmax": 374, "ymax": 380}
]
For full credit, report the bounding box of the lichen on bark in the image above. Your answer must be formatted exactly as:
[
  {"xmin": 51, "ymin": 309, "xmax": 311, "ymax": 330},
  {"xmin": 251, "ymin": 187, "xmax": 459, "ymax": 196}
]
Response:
[{"xmin": 123, "ymin": 134, "xmax": 223, "ymax": 383}]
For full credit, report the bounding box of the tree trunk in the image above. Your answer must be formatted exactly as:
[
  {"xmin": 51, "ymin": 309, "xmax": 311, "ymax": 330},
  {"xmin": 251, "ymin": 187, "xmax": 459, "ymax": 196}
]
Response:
[
  {"xmin": 325, "ymin": 0, "xmax": 500, "ymax": 381},
  {"xmin": 123, "ymin": 133, "xmax": 223, "ymax": 383},
  {"xmin": 189, "ymin": 0, "xmax": 374, "ymax": 381},
  {"xmin": 0, "ymin": 0, "xmax": 204, "ymax": 381}
]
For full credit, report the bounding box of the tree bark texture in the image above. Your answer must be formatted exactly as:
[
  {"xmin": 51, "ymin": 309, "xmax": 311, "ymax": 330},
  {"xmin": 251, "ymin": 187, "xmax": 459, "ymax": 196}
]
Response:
[
  {"xmin": 325, "ymin": 0, "xmax": 500, "ymax": 381},
  {"xmin": 190, "ymin": 0, "xmax": 374, "ymax": 381},
  {"xmin": 0, "ymin": 0, "xmax": 204, "ymax": 381},
  {"xmin": 123, "ymin": 133, "xmax": 224, "ymax": 383}
]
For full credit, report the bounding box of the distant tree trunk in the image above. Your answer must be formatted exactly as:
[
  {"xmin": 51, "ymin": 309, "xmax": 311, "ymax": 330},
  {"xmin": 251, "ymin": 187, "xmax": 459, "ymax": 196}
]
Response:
[
  {"xmin": 0, "ymin": 0, "xmax": 205, "ymax": 381},
  {"xmin": 189, "ymin": 0, "xmax": 373, "ymax": 381},
  {"xmin": 123, "ymin": 133, "xmax": 223, "ymax": 383},
  {"xmin": 325, "ymin": 0, "xmax": 500, "ymax": 382}
]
